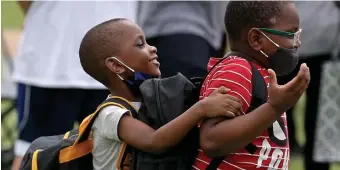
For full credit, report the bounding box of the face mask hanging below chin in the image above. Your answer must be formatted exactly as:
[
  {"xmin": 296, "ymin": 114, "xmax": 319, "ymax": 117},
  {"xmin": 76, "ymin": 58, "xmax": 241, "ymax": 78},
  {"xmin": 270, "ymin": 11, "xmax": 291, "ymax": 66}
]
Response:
[{"xmin": 109, "ymin": 57, "xmax": 154, "ymax": 97}]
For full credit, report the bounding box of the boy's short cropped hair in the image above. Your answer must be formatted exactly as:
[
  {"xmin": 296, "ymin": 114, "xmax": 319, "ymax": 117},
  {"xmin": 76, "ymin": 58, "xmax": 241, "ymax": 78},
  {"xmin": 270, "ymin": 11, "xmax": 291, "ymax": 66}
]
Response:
[
  {"xmin": 78, "ymin": 18, "xmax": 127, "ymax": 86},
  {"xmin": 224, "ymin": 1, "xmax": 290, "ymax": 41}
]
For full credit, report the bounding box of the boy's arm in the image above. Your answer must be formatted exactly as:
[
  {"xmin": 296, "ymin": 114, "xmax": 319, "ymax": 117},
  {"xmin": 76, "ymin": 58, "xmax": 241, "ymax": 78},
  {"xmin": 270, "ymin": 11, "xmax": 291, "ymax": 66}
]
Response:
[
  {"xmin": 118, "ymin": 102, "xmax": 205, "ymax": 154},
  {"xmin": 200, "ymin": 103, "xmax": 280, "ymax": 157},
  {"xmin": 113, "ymin": 87, "xmax": 242, "ymax": 154},
  {"xmin": 200, "ymin": 63, "xmax": 310, "ymax": 157}
]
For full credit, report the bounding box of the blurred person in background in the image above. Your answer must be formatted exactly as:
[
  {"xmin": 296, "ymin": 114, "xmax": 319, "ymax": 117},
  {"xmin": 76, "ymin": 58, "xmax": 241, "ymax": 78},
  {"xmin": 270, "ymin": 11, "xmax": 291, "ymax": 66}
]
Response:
[
  {"xmin": 11, "ymin": 1, "xmax": 137, "ymax": 170},
  {"xmin": 137, "ymin": 1, "xmax": 227, "ymax": 79},
  {"xmin": 277, "ymin": 1, "xmax": 340, "ymax": 170}
]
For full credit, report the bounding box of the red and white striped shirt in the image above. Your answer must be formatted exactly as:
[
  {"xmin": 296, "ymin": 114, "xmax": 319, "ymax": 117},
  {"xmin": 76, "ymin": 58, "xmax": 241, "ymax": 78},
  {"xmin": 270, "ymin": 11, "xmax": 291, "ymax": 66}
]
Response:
[{"xmin": 192, "ymin": 56, "xmax": 290, "ymax": 170}]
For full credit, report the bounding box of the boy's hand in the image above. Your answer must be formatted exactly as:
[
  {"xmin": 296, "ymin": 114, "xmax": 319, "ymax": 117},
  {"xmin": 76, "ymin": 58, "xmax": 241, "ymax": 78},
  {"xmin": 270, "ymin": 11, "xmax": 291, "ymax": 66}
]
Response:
[
  {"xmin": 199, "ymin": 86, "xmax": 243, "ymax": 118},
  {"xmin": 267, "ymin": 63, "xmax": 310, "ymax": 114}
]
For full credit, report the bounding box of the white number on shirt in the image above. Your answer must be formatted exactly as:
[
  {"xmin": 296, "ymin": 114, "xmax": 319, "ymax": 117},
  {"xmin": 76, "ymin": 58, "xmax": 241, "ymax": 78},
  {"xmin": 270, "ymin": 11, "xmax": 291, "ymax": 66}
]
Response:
[{"xmin": 257, "ymin": 139, "xmax": 289, "ymax": 169}]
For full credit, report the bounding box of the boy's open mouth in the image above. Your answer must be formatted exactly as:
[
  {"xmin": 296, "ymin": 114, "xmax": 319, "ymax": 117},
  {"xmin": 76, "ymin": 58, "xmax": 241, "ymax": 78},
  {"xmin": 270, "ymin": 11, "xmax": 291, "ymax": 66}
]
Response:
[{"xmin": 149, "ymin": 57, "xmax": 160, "ymax": 66}]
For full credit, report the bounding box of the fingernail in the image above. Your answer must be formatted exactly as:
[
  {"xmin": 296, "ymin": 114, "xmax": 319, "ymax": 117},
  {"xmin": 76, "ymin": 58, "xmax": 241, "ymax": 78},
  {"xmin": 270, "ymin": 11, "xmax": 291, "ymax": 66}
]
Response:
[{"xmin": 227, "ymin": 111, "xmax": 235, "ymax": 116}]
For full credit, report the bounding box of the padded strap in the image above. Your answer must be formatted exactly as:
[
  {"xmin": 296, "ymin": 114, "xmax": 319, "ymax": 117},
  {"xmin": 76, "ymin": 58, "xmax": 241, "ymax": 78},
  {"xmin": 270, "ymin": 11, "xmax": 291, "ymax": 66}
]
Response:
[
  {"xmin": 206, "ymin": 157, "xmax": 225, "ymax": 170},
  {"xmin": 248, "ymin": 62, "xmax": 268, "ymax": 112},
  {"xmin": 77, "ymin": 96, "xmax": 138, "ymax": 144}
]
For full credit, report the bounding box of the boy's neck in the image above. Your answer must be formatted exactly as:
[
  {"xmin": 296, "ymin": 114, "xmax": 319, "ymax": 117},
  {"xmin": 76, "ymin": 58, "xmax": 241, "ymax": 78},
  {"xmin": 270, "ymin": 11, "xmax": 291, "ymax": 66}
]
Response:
[
  {"xmin": 229, "ymin": 42, "xmax": 269, "ymax": 68},
  {"xmin": 108, "ymin": 83, "xmax": 141, "ymax": 102}
]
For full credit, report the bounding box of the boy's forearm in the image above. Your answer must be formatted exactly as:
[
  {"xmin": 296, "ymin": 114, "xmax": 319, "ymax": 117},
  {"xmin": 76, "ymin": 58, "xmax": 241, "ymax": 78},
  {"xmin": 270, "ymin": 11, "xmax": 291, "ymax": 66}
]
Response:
[
  {"xmin": 200, "ymin": 103, "xmax": 281, "ymax": 157},
  {"xmin": 119, "ymin": 102, "xmax": 205, "ymax": 154},
  {"xmin": 148, "ymin": 103, "xmax": 205, "ymax": 154}
]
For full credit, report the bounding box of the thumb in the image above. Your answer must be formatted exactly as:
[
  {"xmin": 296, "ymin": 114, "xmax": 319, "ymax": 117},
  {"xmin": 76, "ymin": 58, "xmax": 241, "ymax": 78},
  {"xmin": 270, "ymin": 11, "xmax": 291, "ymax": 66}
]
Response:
[
  {"xmin": 268, "ymin": 69, "xmax": 278, "ymax": 87},
  {"xmin": 210, "ymin": 86, "xmax": 230, "ymax": 96},
  {"xmin": 217, "ymin": 86, "xmax": 230, "ymax": 94}
]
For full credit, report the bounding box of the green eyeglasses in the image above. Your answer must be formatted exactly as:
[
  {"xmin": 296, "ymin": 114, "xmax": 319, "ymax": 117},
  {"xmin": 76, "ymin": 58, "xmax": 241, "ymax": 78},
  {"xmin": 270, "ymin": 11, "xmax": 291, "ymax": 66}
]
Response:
[{"xmin": 259, "ymin": 28, "xmax": 302, "ymax": 47}]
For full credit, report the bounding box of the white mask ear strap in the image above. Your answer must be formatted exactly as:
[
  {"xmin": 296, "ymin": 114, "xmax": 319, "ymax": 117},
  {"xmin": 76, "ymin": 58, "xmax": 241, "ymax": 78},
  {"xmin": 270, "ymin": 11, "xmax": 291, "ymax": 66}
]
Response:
[
  {"xmin": 117, "ymin": 74, "xmax": 124, "ymax": 81},
  {"xmin": 106, "ymin": 56, "xmax": 135, "ymax": 81},
  {"xmin": 259, "ymin": 31, "xmax": 280, "ymax": 48},
  {"xmin": 260, "ymin": 50, "xmax": 269, "ymax": 58},
  {"xmin": 109, "ymin": 57, "xmax": 135, "ymax": 72}
]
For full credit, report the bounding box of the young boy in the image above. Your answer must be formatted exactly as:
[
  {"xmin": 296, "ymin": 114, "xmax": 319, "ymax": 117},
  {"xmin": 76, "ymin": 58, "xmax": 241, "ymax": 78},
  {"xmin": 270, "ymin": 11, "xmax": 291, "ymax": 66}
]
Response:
[
  {"xmin": 78, "ymin": 18, "xmax": 243, "ymax": 170},
  {"xmin": 193, "ymin": 1, "xmax": 310, "ymax": 170}
]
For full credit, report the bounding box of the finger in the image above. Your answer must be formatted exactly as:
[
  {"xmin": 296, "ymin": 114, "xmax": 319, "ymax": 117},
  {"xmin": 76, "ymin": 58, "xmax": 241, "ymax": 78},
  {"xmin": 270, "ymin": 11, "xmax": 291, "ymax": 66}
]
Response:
[
  {"xmin": 295, "ymin": 63, "xmax": 308, "ymax": 84},
  {"xmin": 222, "ymin": 95, "xmax": 243, "ymax": 115},
  {"xmin": 297, "ymin": 65, "xmax": 310, "ymax": 94},
  {"xmin": 268, "ymin": 69, "xmax": 278, "ymax": 88},
  {"xmin": 235, "ymin": 108, "xmax": 243, "ymax": 117},
  {"xmin": 290, "ymin": 70, "xmax": 309, "ymax": 97},
  {"xmin": 223, "ymin": 103, "xmax": 241, "ymax": 117},
  {"xmin": 285, "ymin": 63, "xmax": 309, "ymax": 91},
  {"xmin": 210, "ymin": 86, "xmax": 230, "ymax": 96},
  {"xmin": 218, "ymin": 86, "xmax": 231, "ymax": 94},
  {"xmin": 225, "ymin": 111, "xmax": 236, "ymax": 118},
  {"xmin": 223, "ymin": 94, "xmax": 242, "ymax": 104},
  {"xmin": 232, "ymin": 103, "xmax": 243, "ymax": 116},
  {"xmin": 225, "ymin": 99, "xmax": 242, "ymax": 113}
]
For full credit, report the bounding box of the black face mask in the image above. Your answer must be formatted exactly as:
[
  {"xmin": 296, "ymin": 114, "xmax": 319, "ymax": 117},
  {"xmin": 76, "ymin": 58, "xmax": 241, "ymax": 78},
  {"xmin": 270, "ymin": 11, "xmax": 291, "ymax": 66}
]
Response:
[
  {"xmin": 260, "ymin": 31, "xmax": 300, "ymax": 76},
  {"xmin": 261, "ymin": 47, "xmax": 299, "ymax": 76}
]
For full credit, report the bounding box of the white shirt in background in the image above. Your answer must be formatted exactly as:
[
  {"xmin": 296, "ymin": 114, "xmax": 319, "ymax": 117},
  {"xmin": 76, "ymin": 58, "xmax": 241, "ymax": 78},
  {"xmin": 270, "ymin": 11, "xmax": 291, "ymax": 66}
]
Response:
[{"xmin": 13, "ymin": 1, "xmax": 137, "ymax": 89}]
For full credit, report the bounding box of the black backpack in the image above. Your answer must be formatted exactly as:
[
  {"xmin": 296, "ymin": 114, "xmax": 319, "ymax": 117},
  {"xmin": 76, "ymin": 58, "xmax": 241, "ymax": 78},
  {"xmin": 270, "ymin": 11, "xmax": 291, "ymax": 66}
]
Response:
[
  {"xmin": 19, "ymin": 96, "xmax": 138, "ymax": 170},
  {"xmin": 117, "ymin": 52, "xmax": 268, "ymax": 170}
]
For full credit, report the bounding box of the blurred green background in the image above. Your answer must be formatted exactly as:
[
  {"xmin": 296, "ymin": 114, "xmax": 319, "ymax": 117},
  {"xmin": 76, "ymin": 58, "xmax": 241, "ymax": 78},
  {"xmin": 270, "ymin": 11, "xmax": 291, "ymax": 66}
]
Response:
[{"xmin": 1, "ymin": 1, "xmax": 339, "ymax": 170}]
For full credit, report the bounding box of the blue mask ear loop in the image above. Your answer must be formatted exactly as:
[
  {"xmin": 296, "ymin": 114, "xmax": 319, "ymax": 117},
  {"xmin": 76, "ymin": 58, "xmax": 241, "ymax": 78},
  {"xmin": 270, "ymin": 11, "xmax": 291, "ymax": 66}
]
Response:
[{"xmin": 106, "ymin": 56, "xmax": 135, "ymax": 81}]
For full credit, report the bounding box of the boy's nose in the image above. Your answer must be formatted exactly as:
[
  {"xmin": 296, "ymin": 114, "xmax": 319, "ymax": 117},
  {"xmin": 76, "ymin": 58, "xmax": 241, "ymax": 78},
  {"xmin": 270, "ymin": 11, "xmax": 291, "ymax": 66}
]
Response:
[
  {"xmin": 293, "ymin": 40, "xmax": 301, "ymax": 48},
  {"xmin": 150, "ymin": 45, "xmax": 157, "ymax": 53}
]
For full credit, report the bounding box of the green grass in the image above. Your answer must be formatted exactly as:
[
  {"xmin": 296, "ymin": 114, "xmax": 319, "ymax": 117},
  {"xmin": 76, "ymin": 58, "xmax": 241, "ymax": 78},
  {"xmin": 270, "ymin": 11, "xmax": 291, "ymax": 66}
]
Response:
[
  {"xmin": 1, "ymin": 1, "xmax": 24, "ymax": 29},
  {"xmin": 1, "ymin": 1, "xmax": 340, "ymax": 169},
  {"xmin": 1, "ymin": 100, "xmax": 17, "ymax": 150}
]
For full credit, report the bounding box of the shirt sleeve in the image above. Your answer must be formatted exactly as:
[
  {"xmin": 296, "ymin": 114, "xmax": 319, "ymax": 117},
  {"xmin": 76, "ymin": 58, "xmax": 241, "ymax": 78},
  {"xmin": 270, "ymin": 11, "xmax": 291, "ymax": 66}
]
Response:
[
  {"xmin": 93, "ymin": 105, "xmax": 129, "ymax": 141},
  {"xmin": 202, "ymin": 59, "xmax": 253, "ymax": 113}
]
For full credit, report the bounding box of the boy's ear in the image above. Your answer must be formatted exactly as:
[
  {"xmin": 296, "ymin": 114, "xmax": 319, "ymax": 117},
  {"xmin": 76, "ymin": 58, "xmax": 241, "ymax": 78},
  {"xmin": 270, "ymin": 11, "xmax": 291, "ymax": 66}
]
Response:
[
  {"xmin": 105, "ymin": 57, "xmax": 125, "ymax": 74},
  {"xmin": 247, "ymin": 28, "xmax": 264, "ymax": 52}
]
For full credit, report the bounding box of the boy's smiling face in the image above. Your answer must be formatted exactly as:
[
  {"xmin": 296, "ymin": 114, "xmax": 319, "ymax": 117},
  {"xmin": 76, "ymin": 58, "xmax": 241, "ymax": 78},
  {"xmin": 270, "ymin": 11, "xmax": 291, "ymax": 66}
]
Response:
[{"xmin": 106, "ymin": 20, "xmax": 161, "ymax": 79}]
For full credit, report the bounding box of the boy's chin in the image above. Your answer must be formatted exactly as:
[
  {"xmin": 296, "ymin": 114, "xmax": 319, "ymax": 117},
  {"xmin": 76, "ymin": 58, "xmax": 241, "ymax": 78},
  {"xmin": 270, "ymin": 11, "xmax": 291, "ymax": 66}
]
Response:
[{"xmin": 149, "ymin": 69, "xmax": 161, "ymax": 78}]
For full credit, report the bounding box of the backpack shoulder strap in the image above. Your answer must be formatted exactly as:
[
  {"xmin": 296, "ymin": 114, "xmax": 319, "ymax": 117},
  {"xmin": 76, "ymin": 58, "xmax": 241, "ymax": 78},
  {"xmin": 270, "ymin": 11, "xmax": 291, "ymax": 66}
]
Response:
[
  {"xmin": 248, "ymin": 62, "xmax": 268, "ymax": 111},
  {"xmin": 243, "ymin": 62, "xmax": 268, "ymax": 154},
  {"xmin": 75, "ymin": 96, "xmax": 138, "ymax": 144}
]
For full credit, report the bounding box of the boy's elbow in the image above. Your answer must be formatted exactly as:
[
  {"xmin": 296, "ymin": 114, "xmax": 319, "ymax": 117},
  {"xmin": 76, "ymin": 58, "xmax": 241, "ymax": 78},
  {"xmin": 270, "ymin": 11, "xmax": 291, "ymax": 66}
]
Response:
[
  {"xmin": 145, "ymin": 140, "xmax": 168, "ymax": 155},
  {"xmin": 200, "ymin": 137, "xmax": 224, "ymax": 157},
  {"xmin": 148, "ymin": 146, "xmax": 165, "ymax": 155},
  {"xmin": 200, "ymin": 134, "xmax": 234, "ymax": 157}
]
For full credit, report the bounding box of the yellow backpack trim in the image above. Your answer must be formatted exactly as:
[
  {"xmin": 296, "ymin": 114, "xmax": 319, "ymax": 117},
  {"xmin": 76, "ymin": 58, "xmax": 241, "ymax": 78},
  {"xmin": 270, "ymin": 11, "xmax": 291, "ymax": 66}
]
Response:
[
  {"xmin": 32, "ymin": 149, "xmax": 42, "ymax": 170},
  {"xmin": 63, "ymin": 131, "xmax": 70, "ymax": 139},
  {"xmin": 59, "ymin": 139, "xmax": 93, "ymax": 163},
  {"xmin": 58, "ymin": 96, "xmax": 136, "ymax": 164}
]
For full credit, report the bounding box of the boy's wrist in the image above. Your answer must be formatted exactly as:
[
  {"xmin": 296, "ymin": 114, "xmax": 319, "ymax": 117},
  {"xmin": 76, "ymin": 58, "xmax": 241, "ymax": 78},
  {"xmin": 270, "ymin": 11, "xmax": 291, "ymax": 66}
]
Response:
[
  {"xmin": 265, "ymin": 102, "xmax": 282, "ymax": 116},
  {"xmin": 194, "ymin": 100, "xmax": 208, "ymax": 118}
]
